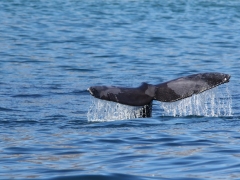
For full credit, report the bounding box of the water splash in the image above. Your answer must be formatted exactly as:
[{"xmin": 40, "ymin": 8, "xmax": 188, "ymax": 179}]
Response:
[
  {"xmin": 87, "ymin": 98, "xmax": 151, "ymax": 122},
  {"xmin": 161, "ymin": 86, "xmax": 232, "ymax": 117}
]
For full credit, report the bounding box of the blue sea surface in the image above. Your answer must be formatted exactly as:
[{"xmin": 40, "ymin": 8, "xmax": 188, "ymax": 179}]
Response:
[{"xmin": 1, "ymin": 0, "xmax": 240, "ymax": 179}]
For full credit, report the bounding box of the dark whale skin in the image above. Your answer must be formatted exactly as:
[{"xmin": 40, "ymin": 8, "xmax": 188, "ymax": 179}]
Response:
[{"xmin": 88, "ymin": 72, "xmax": 231, "ymax": 106}]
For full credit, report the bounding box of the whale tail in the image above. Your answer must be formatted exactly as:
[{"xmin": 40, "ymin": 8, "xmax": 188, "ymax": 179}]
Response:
[
  {"xmin": 154, "ymin": 72, "xmax": 230, "ymax": 102},
  {"xmin": 88, "ymin": 72, "xmax": 230, "ymax": 107}
]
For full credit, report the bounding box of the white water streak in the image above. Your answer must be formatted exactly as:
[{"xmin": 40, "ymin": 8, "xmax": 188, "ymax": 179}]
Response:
[
  {"xmin": 87, "ymin": 98, "xmax": 146, "ymax": 122},
  {"xmin": 161, "ymin": 86, "xmax": 232, "ymax": 117}
]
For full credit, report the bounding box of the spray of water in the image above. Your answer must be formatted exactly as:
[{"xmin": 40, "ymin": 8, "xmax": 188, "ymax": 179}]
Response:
[
  {"xmin": 87, "ymin": 98, "xmax": 150, "ymax": 122},
  {"xmin": 161, "ymin": 86, "xmax": 232, "ymax": 117},
  {"xmin": 87, "ymin": 85, "xmax": 232, "ymax": 121}
]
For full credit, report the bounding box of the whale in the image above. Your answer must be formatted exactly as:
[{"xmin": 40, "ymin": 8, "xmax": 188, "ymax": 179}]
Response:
[{"xmin": 88, "ymin": 72, "xmax": 231, "ymax": 117}]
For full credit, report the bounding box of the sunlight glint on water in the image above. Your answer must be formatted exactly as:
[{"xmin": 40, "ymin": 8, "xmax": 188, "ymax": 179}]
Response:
[{"xmin": 161, "ymin": 86, "xmax": 232, "ymax": 117}]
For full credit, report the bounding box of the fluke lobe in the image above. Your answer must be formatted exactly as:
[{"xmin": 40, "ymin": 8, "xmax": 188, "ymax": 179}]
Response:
[{"xmin": 88, "ymin": 72, "xmax": 231, "ymax": 117}]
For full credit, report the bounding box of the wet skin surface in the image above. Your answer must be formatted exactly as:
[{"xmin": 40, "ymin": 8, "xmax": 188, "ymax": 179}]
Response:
[{"xmin": 88, "ymin": 72, "xmax": 231, "ymax": 106}]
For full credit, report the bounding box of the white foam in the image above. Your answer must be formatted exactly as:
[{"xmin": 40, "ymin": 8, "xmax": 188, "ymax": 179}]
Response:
[{"xmin": 160, "ymin": 86, "xmax": 232, "ymax": 117}]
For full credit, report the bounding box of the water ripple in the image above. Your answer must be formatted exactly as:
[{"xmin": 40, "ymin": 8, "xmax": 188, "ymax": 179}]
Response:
[{"xmin": 1, "ymin": 0, "xmax": 240, "ymax": 179}]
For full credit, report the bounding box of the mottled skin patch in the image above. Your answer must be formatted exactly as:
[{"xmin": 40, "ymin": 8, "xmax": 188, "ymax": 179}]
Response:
[{"xmin": 88, "ymin": 73, "xmax": 231, "ymax": 107}]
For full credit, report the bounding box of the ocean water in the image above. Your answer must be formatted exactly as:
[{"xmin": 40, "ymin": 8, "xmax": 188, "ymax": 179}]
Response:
[{"xmin": 1, "ymin": 0, "xmax": 240, "ymax": 179}]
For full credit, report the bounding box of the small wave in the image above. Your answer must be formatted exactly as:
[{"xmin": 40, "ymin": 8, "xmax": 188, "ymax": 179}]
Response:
[
  {"xmin": 59, "ymin": 65, "xmax": 95, "ymax": 72},
  {"xmin": 50, "ymin": 173, "xmax": 143, "ymax": 180},
  {"xmin": 0, "ymin": 107, "xmax": 14, "ymax": 112},
  {"xmin": 11, "ymin": 94, "xmax": 44, "ymax": 98}
]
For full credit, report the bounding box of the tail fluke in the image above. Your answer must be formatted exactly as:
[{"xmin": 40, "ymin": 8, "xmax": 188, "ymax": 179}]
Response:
[
  {"xmin": 88, "ymin": 73, "xmax": 230, "ymax": 106},
  {"xmin": 88, "ymin": 82, "xmax": 154, "ymax": 106},
  {"xmin": 154, "ymin": 72, "xmax": 230, "ymax": 102}
]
